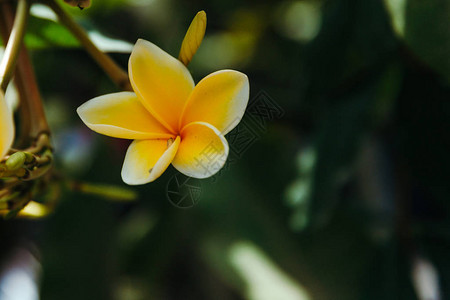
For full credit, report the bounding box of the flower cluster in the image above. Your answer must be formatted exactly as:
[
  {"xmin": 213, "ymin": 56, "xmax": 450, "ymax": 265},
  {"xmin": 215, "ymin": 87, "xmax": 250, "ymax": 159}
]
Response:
[{"xmin": 77, "ymin": 12, "xmax": 249, "ymax": 185}]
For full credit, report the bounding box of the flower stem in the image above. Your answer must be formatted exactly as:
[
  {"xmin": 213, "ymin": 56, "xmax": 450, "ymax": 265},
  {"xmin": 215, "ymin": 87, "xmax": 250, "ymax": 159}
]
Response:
[
  {"xmin": 0, "ymin": 0, "xmax": 30, "ymax": 92},
  {"xmin": 0, "ymin": 0, "xmax": 50, "ymax": 144},
  {"xmin": 42, "ymin": 0, "xmax": 132, "ymax": 91},
  {"xmin": 15, "ymin": 47, "xmax": 50, "ymax": 139}
]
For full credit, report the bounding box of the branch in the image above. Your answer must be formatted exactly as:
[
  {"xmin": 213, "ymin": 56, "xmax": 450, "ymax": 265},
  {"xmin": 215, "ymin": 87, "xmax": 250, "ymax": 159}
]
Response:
[
  {"xmin": 0, "ymin": 0, "xmax": 50, "ymax": 144},
  {"xmin": 0, "ymin": 0, "xmax": 30, "ymax": 92}
]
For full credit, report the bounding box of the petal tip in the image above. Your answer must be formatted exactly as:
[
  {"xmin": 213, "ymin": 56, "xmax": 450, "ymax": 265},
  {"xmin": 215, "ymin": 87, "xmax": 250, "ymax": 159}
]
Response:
[
  {"xmin": 131, "ymin": 39, "xmax": 155, "ymax": 58},
  {"xmin": 135, "ymin": 38, "xmax": 147, "ymax": 46},
  {"xmin": 76, "ymin": 104, "xmax": 85, "ymax": 119},
  {"xmin": 121, "ymin": 160, "xmax": 154, "ymax": 186},
  {"xmin": 196, "ymin": 10, "xmax": 207, "ymax": 23},
  {"xmin": 121, "ymin": 173, "xmax": 154, "ymax": 186}
]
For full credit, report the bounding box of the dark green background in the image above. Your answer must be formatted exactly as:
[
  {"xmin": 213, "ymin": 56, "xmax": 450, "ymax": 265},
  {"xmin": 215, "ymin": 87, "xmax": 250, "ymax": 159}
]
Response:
[{"xmin": 1, "ymin": 0, "xmax": 450, "ymax": 299}]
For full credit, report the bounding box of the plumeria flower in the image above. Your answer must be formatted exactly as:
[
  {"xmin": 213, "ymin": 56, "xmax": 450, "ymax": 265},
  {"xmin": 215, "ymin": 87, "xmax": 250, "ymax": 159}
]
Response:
[
  {"xmin": 77, "ymin": 38, "xmax": 249, "ymax": 185},
  {"xmin": 0, "ymin": 91, "xmax": 14, "ymax": 160}
]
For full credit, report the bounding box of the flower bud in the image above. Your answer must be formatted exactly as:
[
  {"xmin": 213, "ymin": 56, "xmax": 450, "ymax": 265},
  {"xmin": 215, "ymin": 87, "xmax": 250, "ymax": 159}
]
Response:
[
  {"xmin": 5, "ymin": 152, "xmax": 26, "ymax": 171},
  {"xmin": 178, "ymin": 11, "xmax": 207, "ymax": 66}
]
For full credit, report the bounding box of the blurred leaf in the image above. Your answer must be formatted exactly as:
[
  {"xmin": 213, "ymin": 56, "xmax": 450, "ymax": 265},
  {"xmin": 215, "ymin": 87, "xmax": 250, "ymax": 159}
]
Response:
[
  {"xmin": 25, "ymin": 16, "xmax": 80, "ymax": 49},
  {"xmin": 228, "ymin": 241, "xmax": 311, "ymax": 300},
  {"xmin": 395, "ymin": 64, "xmax": 450, "ymax": 206},
  {"xmin": 302, "ymin": 0, "xmax": 398, "ymax": 107},
  {"xmin": 383, "ymin": 0, "xmax": 407, "ymax": 36},
  {"xmin": 308, "ymin": 83, "xmax": 373, "ymax": 228},
  {"xmin": 372, "ymin": 62, "xmax": 403, "ymax": 124},
  {"xmin": 284, "ymin": 146, "xmax": 316, "ymax": 231},
  {"xmin": 199, "ymin": 236, "xmax": 247, "ymax": 293},
  {"xmin": 385, "ymin": 0, "xmax": 450, "ymax": 83},
  {"xmin": 306, "ymin": 62, "xmax": 402, "ymax": 228},
  {"xmin": 404, "ymin": 0, "xmax": 450, "ymax": 83},
  {"xmin": 275, "ymin": 0, "xmax": 323, "ymax": 43},
  {"xmin": 27, "ymin": 4, "xmax": 133, "ymax": 52}
]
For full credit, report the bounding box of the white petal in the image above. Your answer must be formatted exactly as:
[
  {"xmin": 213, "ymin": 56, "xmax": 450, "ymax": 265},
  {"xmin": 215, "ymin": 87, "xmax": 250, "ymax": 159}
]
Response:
[
  {"xmin": 121, "ymin": 137, "xmax": 180, "ymax": 185},
  {"xmin": 0, "ymin": 92, "xmax": 14, "ymax": 158},
  {"xmin": 172, "ymin": 122, "xmax": 229, "ymax": 178}
]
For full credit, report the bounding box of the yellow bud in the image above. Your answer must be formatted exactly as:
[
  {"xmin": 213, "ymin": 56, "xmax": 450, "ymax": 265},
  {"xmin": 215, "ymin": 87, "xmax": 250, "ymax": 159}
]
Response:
[
  {"xmin": 5, "ymin": 152, "xmax": 26, "ymax": 171},
  {"xmin": 178, "ymin": 10, "xmax": 207, "ymax": 66},
  {"xmin": 63, "ymin": 0, "xmax": 91, "ymax": 10}
]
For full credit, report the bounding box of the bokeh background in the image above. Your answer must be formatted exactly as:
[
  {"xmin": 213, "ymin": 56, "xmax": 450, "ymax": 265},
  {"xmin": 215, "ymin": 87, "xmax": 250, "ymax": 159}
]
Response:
[{"xmin": 1, "ymin": 0, "xmax": 450, "ymax": 299}]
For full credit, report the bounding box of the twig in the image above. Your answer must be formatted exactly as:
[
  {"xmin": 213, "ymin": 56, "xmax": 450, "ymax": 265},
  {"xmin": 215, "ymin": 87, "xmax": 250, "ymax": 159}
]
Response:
[{"xmin": 0, "ymin": 0, "xmax": 30, "ymax": 92}]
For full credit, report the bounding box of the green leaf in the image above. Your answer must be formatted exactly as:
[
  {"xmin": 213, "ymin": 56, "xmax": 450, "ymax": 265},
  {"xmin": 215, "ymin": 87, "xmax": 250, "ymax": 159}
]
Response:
[
  {"xmin": 25, "ymin": 16, "xmax": 80, "ymax": 49},
  {"xmin": 26, "ymin": 4, "xmax": 133, "ymax": 51},
  {"xmin": 385, "ymin": 0, "xmax": 450, "ymax": 83}
]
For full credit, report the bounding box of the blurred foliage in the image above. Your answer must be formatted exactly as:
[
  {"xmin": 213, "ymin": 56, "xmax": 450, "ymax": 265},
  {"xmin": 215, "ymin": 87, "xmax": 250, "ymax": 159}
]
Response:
[{"xmin": 1, "ymin": 0, "xmax": 450, "ymax": 299}]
